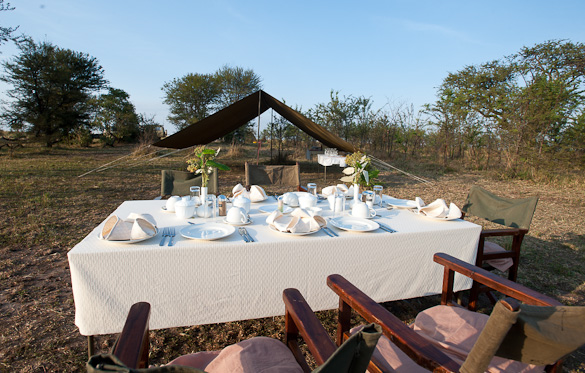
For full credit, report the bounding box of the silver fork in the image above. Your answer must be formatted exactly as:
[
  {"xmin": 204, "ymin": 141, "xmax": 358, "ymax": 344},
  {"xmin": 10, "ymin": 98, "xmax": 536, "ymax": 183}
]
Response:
[
  {"xmin": 159, "ymin": 227, "xmax": 169, "ymax": 246},
  {"xmin": 167, "ymin": 227, "xmax": 176, "ymax": 246}
]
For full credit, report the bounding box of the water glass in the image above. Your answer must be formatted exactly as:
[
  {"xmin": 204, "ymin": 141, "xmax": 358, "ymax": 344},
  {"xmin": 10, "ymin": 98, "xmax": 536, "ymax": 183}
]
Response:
[
  {"xmin": 190, "ymin": 186, "xmax": 201, "ymax": 204},
  {"xmin": 307, "ymin": 183, "xmax": 317, "ymax": 197},
  {"xmin": 334, "ymin": 192, "xmax": 345, "ymax": 217},
  {"xmin": 277, "ymin": 195, "xmax": 284, "ymax": 212},
  {"xmin": 363, "ymin": 190, "xmax": 375, "ymax": 209},
  {"xmin": 206, "ymin": 195, "xmax": 217, "ymax": 219},
  {"xmin": 373, "ymin": 185, "xmax": 384, "ymax": 206}
]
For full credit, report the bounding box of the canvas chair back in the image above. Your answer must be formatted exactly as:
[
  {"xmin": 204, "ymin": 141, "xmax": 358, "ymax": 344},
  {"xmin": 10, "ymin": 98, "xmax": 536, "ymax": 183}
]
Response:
[
  {"xmin": 245, "ymin": 162, "xmax": 300, "ymax": 187},
  {"xmin": 160, "ymin": 169, "xmax": 218, "ymax": 197},
  {"xmin": 462, "ymin": 300, "xmax": 585, "ymax": 372},
  {"xmin": 462, "ymin": 186, "xmax": 538, "ymax": 230}
]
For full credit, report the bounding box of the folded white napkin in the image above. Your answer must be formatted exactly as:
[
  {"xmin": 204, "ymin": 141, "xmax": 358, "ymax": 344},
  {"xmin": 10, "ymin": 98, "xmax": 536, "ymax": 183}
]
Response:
[
  {"xmin": 322, "ymin": 184, "xmax": 350, "ymax": 197},
  {"xmin": 102, "ymin": 213, "xmax": 157, "ymax": 241},
  {"xmin": 232, "ymin": 183, "xmax": 267, "ymax": 202},
  {"xmin": 415, "ymin": 198, "xmax": 461, "ymax": 219},
  {"xmin": 266, "ymin": 208, "xmax": 325, "ymax": 233}
]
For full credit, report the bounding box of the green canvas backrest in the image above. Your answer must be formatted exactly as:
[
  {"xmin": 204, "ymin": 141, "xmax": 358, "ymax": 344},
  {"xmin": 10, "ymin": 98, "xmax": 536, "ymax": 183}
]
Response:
[
  {"xmin": 462, "ymin": 186, "xmax": 538, "ymax": 230},
  {"xmin": 160, "ymin": 169, "xmax": 218, "ymax": 197},
  {"xmin": 245, "ymin": 162, "xmax": 300, "ymax": 186},
  {"xmin": 461, "ymin": 301, "xmax": 585, "ymax": 372}
]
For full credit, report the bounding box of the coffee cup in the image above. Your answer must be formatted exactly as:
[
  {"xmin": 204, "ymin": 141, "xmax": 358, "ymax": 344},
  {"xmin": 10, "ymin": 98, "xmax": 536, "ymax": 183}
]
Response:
[
  {"xmin": 165, "ymin": 195, "xmax": 181, "ymax": 212},
  {"xmin": 226, "ymin": 206, "xmax": 248, "ymax": 224},
  {"xmin": 352, "ymin": 201, "xmax": 376, "ymax": 219}
]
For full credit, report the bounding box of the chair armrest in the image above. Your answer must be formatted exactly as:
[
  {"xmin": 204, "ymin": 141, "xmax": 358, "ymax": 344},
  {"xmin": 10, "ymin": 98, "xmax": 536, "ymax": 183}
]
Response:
[
  {"xmin": 480, "ymin": 228, "xmax": 527, "ymax": 237},
  {"xmin": 434, "ymin": 253, "xmax": 561, "ymax": 306},
  {"xmin": 327, "ymin": 274, "xmax": 461, "ymax": 373},
  {"xmin": 283, "ymin": 288, "xmax": 337, "ymax": 370},
  {"xmin": 112, "ymin": 302, "xmax": 151, "ymax": 369}
]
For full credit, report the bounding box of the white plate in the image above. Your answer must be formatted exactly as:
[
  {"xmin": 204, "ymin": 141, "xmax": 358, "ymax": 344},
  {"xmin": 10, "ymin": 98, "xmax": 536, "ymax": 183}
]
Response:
[
  {"xmin": 222, "ymin": 218, "xmax": 253, "ymax": 226},
  {"xmin": 385, "ymin": 198, "xmax": 418, "ymax": 209},
  {"xmin": 413, "ymin": 211, "xmax": 461, "ymax": 221},
  {"xmin": 329, "ymin": 216, "xmax": 380, "ymax": 232},
  {"xmin": 268, "ymin": 224, "xmax": 320, "ymax": 236},
  {"xmin": 180, "ymin": 224, "xmax": 235, "ymax": 240},
  {"xmin": 97, "ymin": 227, "xmax": 159, "ymax": 244},
  {"xmin": 258, "ymin": 205, "xmax": 293, "ymax": 214}
]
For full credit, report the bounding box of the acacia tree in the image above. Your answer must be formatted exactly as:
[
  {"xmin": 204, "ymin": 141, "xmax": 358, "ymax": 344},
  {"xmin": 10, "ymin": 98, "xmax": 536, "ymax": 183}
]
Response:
[
  {"xmin": 0, "ymin": 0, "xmax": 24, "ymax": 49},
  {"xmin": 1, "ymin": 41, "xmax": 107, "ymax": 146},
  {"xmin": 162, "ymin": 73, "xmax": 219, "ymax": 131},
  {"xmin": 90, "ymin": 88, "xmax": 140, "ymax": 145}
]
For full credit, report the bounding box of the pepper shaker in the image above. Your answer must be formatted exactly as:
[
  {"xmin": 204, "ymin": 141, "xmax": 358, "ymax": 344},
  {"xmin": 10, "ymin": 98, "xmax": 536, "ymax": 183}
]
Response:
[{"xmin": 218, "ymin": 195, "xmax": 227, "ymax": 216}]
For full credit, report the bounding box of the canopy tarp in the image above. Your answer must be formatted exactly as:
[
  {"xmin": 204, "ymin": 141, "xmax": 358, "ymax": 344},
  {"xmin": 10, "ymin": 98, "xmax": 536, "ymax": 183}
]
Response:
[{"xmin": 153, "ymin": 90, "xmax": 358, "ymax": 153}]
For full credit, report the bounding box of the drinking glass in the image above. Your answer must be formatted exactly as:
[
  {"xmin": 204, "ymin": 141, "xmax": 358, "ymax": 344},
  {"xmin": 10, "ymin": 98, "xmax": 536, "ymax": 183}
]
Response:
[
  {"xmin": 373, "ymin": 185, "xmax": 384, "ymax": 206},
  {"xmin": 307, "ymin": 183, "xmax": 317, "ymax": 197},
  {"xmin": 205, "ymin": 195, "xmax": 217, "ymax": 219},
  {"xmin": 334, "ymin": 191, "xmax": 345, "ymax": 217},
  {"xmin": 190, "ymin": 186, "xmax": 201, "ymax": 205},
  {"xmin": 363, "ymin": 190, "xmax": 375, "ymax": 209}
]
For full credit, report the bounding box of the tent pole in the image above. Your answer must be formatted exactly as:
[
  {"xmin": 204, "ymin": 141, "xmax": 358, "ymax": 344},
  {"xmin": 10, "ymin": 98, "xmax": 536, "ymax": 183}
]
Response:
[
  {"xmin": 270, "ymin": 109, "xmax": 273, "ymax": 161},
  {"xmin": 256, "ymin": 91, "xmax": 261, "ymax": 165}
]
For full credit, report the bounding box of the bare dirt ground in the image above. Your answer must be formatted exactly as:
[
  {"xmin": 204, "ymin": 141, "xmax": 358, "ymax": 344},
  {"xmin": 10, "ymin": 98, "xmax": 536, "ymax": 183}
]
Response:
[{"xmin": 1, "ymin": 144, "xmax": 584, "ymax": 372}]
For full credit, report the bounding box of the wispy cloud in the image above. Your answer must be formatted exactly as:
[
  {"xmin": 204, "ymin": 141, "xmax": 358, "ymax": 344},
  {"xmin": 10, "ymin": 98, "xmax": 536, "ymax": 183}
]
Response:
[{"xmin": 400, "ymin": 18, "xmax": 481, "ymax": 44}]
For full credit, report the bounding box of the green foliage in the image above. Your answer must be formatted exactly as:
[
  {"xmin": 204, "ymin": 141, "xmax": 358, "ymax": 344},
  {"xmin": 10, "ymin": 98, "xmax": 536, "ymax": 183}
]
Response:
[
  {"xmin": 341, "ymin": 151, "xmax": 380, "ymax": 187},
  {"xmin": 90, "ymin": 87, "xmax": 140, "ymax": 144},
  {"xmin": 186, "ymin": 146, "xmax": 230, "ymax": 187},
  {"xmin": 0, "ymin": 40, "xmax": 107, "ymax": 147},
  {"xmin": 162, "ymin": 64, "xmax": 262, "ymax": 143}
]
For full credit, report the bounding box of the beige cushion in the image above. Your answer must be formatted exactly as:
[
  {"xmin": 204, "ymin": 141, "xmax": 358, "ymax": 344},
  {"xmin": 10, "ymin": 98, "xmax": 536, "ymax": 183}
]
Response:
[
  {"xmin": 483, "ymin": 241, "xmax": 514, "ymax": 272},
  {"xmin": 353, "ymin": 305, "xmax": 543, "ymax": 372},
  {"xmin": 168, "ymin": 337, "xmax": 303, "ymax": 372}
]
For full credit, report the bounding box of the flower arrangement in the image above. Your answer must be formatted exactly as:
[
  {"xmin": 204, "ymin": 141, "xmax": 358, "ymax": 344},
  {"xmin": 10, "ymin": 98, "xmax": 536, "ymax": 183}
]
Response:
[
  {"xmin": 186, "ymin": 146, "xmax": 230, "ymax": 187},
  {"xmin": 340, "ymin": 151, "xmax": 379, "ymax": 187}
]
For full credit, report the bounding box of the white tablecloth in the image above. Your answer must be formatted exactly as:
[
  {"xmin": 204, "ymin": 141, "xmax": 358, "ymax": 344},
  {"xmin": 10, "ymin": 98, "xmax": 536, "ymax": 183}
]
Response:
[
  {"xmin": 317, "ymin": 154, "xmax": 347, "ymax": 167},
  {"xmin": 68, "ymin": 198, "xmax": 480, "ymax": 336}
]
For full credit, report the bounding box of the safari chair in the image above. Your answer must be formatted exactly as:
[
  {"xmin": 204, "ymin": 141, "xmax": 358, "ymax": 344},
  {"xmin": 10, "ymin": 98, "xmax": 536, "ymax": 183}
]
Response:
[
  {"xmin": 86, "ymin": 288, "xmax": 382, "ymax": 373},
  {"xmin": 462, "ymin": 185, "xmax": 539, "ymax": 309},
  {"xmin": 328, "ymin": 253, "xmax": 585, "ymax": 373},
  {"xmin": 245, "ymin": 162, "xmax": 306, "ymax": 191},
  {"xmin": 159, "ymin": 168, "xmax": 218, "ymax": 198}
]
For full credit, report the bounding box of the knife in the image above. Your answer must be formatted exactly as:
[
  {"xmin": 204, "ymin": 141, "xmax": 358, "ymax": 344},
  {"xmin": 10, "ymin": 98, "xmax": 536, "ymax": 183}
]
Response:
[
  {"xmin": 238, "ymin": 227, "xmax": 249, "ymax": 242},
  {"xmin": 242, "ymin": 227, "xmax": 254, "ymax": 242},
  {"xmin": 323, "ymin": 226, "xmax": 338, "ymax": 237},
  {"xmin": 378, "ymin": 223, "xmax": 396, "ymax": 233}
]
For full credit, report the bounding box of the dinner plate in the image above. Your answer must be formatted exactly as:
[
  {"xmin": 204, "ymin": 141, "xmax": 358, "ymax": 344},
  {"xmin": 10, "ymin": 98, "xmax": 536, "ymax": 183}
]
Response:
[
  {"xmin": 328, "ymin": 216, "xmax": 379, "ymax": 232},
  {"xmin": 268, "ymin": 224, "xmax": 320, "ymax": 236},
  {"xmin": 97, "ymin": 227, "xmax": 159, "ymax": 244},
  {"xmin": 258, "ymin": 205, "xmax": 293, "ymax": 214},
  {"xmin": 180, "ymin": 224, "xmax": 235, "ymax": 240},
  {"xmin": 385, "ymin": 197, "xmax": 418, "ymax": 209},
  {"xmin": 222, "ymin": 217, "xmax": 253, "ymax": 226}
]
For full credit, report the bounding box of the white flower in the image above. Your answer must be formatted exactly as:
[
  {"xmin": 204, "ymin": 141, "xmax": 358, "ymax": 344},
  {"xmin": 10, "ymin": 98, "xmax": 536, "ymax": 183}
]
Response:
[{"xmin": 342, "ymin": 167, "xmax": 355, "ymax": 175}]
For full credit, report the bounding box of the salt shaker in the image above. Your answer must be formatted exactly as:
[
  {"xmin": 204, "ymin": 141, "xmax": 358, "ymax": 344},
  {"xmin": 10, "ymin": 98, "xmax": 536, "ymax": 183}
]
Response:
[{"xmin": 218, "ymin": 195, "xmax": 227, "ymax": 216}]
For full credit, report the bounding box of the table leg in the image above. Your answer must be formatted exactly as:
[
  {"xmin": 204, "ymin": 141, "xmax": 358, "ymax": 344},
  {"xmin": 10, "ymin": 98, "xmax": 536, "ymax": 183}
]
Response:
[
  {"xmin": 88, "ymin": 335, "xmax": 96, "ymax": 358},
  {"xmin": 324, "ymin": 165, "xmax": 327, "ymax": 181}
]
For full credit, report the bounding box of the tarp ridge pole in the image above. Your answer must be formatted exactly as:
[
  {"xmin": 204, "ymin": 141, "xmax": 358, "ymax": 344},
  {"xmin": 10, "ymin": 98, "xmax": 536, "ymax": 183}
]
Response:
[{"xmin": 256, "ymin": 90, "xmax": 262, "ymax": 165}]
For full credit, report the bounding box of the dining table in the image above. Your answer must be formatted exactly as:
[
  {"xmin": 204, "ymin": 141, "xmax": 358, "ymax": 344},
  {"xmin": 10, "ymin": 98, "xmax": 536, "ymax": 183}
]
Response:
[
  {"xmin": 68, "ymin": 194, "xmax": 481, "ymax": 341},
  {"xmin": 317, "ymin": 154, "xmax": 347, "ymax": 180}
]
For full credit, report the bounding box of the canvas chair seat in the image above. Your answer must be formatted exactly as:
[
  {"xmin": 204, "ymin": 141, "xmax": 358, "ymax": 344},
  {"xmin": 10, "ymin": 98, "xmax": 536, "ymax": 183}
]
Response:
[
  {"xmin": 328, "ymin": 253, "xmax": 585, "ymax": 373},
  {"xmin": 350, "ymin": 305, "xmax": 541, "ymax": 372},
  {"xmin": 168, "ymin": 337, "xmax": 304, "ymax": 372},
  {"xmin": 160, "ymin": 169, "xmax": 218, "ymax": 197},
  {"xmin": 483, "ymin": 241, "xmax": 514, "ymax": 272}
]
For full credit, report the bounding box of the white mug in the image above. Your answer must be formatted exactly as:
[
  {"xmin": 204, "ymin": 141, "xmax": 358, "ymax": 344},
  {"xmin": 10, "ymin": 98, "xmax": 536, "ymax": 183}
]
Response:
[
  {"xmin": 226, "ymin": 206, "xmax": 248, "ymax": 224},
  {"xmin": 352, "ymin": 201, "xmax": 376, "ymax": 219}
]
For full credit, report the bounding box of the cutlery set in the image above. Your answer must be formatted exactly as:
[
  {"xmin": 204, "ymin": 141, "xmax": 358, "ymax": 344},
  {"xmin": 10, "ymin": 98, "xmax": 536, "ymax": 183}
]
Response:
[
  {"xmin": 238, "ymin": 227, "xmax": 254, "ymax": 243},
  {"xmin": 159, "ymin": 227, "xmax": 176, "ymax": 246},
  {"xmin": 322, "ymin": 226, "xmax": 338, "ymax": 237}
]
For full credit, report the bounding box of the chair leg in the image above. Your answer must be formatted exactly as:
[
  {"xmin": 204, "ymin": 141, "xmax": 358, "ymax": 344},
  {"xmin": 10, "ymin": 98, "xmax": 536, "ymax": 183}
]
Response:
[{"xmin": 88, "ymin": 335, "xmax": 96, "ymax": 358}]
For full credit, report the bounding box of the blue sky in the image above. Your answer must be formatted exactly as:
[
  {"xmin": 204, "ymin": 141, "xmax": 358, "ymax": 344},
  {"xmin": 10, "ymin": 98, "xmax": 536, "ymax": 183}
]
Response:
[{"xmin": 1, "ymin": 1, "xmax": 584, "ymax": 134}]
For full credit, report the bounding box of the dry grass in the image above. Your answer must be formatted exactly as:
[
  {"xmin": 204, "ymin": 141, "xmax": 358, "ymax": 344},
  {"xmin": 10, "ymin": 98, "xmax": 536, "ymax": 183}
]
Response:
[{"xmin": 0, "ymin": 143, "xmax": 584, "ymax": 372}]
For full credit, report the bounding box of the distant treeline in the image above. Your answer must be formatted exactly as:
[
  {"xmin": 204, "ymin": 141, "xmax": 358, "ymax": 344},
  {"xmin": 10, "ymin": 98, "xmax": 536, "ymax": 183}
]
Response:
[{"xmin": 262, "ymin": 40, "xmax": 585, "ymax": 178}]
